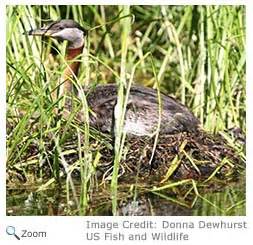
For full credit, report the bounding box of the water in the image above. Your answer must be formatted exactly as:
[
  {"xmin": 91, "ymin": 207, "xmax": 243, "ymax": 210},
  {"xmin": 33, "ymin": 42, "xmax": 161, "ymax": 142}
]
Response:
[{"xmin": 6, "ymin": 179, "xmax": 245, "ymax": 216}]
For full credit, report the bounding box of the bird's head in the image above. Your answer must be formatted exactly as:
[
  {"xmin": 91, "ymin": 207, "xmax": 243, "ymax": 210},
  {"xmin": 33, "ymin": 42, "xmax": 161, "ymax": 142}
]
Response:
[{"xmin": 28, "ymin": 19, "xmax": 87, "ymax": 48}]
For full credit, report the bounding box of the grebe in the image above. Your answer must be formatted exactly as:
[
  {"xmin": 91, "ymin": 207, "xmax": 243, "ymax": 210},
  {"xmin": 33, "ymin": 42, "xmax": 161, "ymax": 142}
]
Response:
[{"xmin": 28, "ymin": 19, "xmax": 200, "ymax": 136}]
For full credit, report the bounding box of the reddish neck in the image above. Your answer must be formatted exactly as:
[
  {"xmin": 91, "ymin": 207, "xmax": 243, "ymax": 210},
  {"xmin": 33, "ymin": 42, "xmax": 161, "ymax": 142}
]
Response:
[{"xmin": 62, "ymin": 45, "xmax": 84, "ymax": 93}]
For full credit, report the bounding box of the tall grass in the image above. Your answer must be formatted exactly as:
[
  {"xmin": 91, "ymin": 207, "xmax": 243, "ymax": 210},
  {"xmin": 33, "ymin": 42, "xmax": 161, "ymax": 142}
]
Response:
[
  {"xmin": 110, "ymin": 5, "xmax": 131, "ymax": 215},
  {"xmin": 6, "ymin": 5, "xmax": 245, "ymax": 215}
]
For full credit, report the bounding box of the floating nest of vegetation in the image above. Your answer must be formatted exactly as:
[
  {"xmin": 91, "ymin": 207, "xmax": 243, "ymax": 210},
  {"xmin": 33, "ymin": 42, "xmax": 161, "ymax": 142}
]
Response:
[{"xmin": 7, "ymin": 125, "xmax": 245, "ymax": 185}]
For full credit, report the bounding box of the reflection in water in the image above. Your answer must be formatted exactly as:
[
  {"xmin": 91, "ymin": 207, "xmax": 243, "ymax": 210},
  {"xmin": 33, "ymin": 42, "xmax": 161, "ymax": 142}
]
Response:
[{"xmin": 6, "ymin": 179, "xmax": 245, "ymax": 216}]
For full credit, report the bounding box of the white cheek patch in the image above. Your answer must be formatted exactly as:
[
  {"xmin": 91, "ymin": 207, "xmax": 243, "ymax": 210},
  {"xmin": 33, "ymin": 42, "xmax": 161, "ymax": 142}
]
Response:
[
  {"xmin": 51, "ymin": 28, "xmax": 72, "ymax": 39},
  {"xmin": 52, "ymin": 28, "xmax": 84, "ymax": 48}
]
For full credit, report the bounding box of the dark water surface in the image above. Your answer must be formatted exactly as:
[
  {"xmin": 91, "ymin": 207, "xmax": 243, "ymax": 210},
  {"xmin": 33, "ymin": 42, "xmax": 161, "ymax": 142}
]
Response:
[{"xmin": 6, "ymin": 179, "xmax": 245, "ymax": 216}]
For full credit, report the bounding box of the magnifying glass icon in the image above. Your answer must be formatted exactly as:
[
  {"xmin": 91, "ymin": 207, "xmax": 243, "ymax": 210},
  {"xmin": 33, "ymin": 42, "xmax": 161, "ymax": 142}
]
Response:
[{"xmin": 6, "ymin": 226, "xmax": 20, "ymax": 240}]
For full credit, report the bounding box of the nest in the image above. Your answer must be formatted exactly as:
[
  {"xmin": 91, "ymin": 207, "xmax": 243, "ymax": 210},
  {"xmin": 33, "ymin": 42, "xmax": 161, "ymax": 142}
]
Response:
[{"xmin": 6, "ymin": 126, "xmax": 244, "ymax": 186}]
